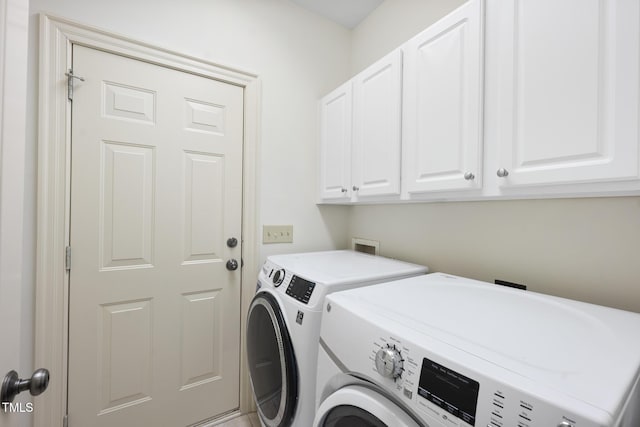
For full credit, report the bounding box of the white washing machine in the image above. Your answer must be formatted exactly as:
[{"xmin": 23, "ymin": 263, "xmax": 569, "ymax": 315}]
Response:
[
  {"xmin": 246, "ymin": 250, "xmax": 428, "ymax": 427},
  {"xmin": 315, "ymin": 273, "xmax": 640, "ymax": 427}
]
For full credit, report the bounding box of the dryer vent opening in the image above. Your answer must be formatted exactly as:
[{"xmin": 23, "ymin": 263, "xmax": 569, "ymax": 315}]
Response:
[{"xmin": 352, "ymin": 238, "xmax": 379, "ymax": 255}]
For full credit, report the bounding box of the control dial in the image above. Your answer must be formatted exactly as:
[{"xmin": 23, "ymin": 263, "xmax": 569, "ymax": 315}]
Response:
[
  {"xmin": 375, "ymin": 345, "xmax": 404, "ymax": 380},
  {"xmin": 272, "ymin": 269, "xmax": 286, "ymax": 287}
]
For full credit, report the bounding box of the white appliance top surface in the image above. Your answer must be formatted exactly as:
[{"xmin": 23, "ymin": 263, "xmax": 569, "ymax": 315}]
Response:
[
  {"xmin": 327, "ymin": 273, "xmax": 640, "ymax": 414},
  {"xmin": 266, "ymin": 250, "xmax": 427, "ymax": 286}
]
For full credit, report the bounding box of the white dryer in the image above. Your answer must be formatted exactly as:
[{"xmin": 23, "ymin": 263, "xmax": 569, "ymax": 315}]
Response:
[
  {"xmin": 246, "ymin": 250, "xmax": 427, "ymax": 427},
  {"xmin": 315, "ymin": 273, "xmax": 640, "ymax": 427}
]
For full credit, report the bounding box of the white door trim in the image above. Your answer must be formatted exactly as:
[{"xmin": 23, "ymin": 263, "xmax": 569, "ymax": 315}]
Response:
[{"xmin": 35, "ymin": 14, "xmax": 261, "ymax": 427}]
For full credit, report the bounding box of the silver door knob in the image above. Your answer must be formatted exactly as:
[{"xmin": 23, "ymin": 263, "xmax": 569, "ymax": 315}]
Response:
[
  {"xmin": 1, "ymin": 369, "xmax": 50, "ymax": 403},
  {"xmin": 226, "ymin": 259, "xmax": 239, "ymax": 271},
  {"xmin": 352, "ymin": 185, "xmax": 359, "ymax": 191},
  {"xmin": 340, "ymin": 188, "xmax": 348, "ymax": 193},
  {"xmin": 464, "ymin": 172, "xmax": 475, "ymax": 180},
  {"xmin": 496, "ymin": 168, "xmax": 509, "ymax": 178},
  {"xmin": 226, "ymin": 237, "xmax": 238, "ymax": 248}
]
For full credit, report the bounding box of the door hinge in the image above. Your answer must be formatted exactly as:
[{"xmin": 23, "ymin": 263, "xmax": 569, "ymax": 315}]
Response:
[
  {"xmin": 65, "ymin": 69, "xmax": 85, "ymax": 101},
  {"xmin": 63, "ymin": 414, "xmax": 68, "ymax": 427},
  {"xmin": 65, "ymin": 246, "xmax": 71, "ymax": 271}
]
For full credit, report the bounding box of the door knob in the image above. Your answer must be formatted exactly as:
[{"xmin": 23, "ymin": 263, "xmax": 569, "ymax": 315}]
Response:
[
  {"xmin": 226, "ymin": 237, "xmax": 238, "ymax": 248},
  {"xmin": 1, "ymin": 368, "xmax": 50, "ymax": 403},
  {"xmin": 496, "ymin": 168, "xmax": 509, "ymax": 178},
  {"xmin": 226, "ymin": 259, "xmax": 239, "ymax": 271}
]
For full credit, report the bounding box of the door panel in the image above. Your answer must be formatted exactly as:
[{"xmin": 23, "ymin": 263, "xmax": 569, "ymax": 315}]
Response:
[
  {"xmin": 180, "ymin": 290, "xmax": 223, "ymax": 387},
  {"xmin": 98, "ymin": 299, "xmax": 153, "ymax": 413},
  {"xmin": 100, "ymin": 141, "xmax": 154, "ymax": 269},
  {"xmin": 68, "ymin": 45, "xmax": 243, "ymax": 427},
  {"xmin": 183, "ymin": 153, "xmax": 224, "ymax": 263}
]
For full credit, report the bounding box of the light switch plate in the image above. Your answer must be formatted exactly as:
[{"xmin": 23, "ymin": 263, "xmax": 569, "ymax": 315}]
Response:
[{"xmin": 263, "ymin": 225, "xmax": 293, "ymax": 244}]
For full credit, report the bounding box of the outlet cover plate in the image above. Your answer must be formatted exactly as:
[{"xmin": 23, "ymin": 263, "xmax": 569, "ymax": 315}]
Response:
[{"xmin": 263, "ymin": 225, "xmax": 293, "ymax": 244}]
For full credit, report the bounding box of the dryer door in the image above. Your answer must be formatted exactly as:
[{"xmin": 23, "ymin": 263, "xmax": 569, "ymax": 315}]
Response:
[
  {"xmin": 247, "ymin": 292, "xmax": 298, "ymax": 427},
  {"xmin": 314, "ymin": 386, "xmax": 422, "ymax": 427}
]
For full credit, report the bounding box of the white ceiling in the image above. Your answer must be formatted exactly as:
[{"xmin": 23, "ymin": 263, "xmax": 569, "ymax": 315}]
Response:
[{"xmin": 290, "ymin": 0, "xmax": 384, "ymax": 29}]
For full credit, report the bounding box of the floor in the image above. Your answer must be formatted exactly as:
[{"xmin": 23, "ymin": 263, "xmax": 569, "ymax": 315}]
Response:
[{"xmin": 216, "ymin": 412, "xmax": 261, "ymax": 427}]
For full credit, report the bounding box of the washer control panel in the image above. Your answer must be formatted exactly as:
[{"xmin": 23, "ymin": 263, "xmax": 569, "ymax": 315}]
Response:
[
  {"xmin": 375, "ymin": 344, "xmax": 404, "ymax": 380},
  {"xmin": 371, "ymin": 336, "xmax": 478, "ymax": 427},
  {"xmin": 271, "ymin": 268, "xmax": 286, "ymax": 286},
  {"xmin": 285, "ymin": 275, "xmax": 315, "ymax": 304},
  {"xmin": 417, "ymin": 357, "xmax": 479, "ymax": 426},
  {"xmin": 367, "ymin": 335, "xmax": 597, "ymax": 427}
]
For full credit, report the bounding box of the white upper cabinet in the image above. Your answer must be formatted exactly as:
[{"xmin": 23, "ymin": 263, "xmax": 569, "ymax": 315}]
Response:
[
  {"xmin": 319, "ymin": 50, "xmax": 403, "ymax": 203},
  {"xmin": 318, "ymin": 0, "xmax": 640, "ymax": 204},
  {"xmin": 491, "ymin": 0, "xmax": 640, "ymax": 188},
  {"xmin": 402, "ymin": 0, "xmax": 484, "ymax": 196},
  {"xmin": 319, "ymin": 82, "xmax": 352, "ymax": 201},
  {"xmin": 352, "ymin": 49, "xmax": 403, "ymax": 199}
]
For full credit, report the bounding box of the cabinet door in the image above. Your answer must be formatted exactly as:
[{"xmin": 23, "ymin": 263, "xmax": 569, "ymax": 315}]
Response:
[
  {"xmin": 319, "ymin": 82, "xmax": 352, "ymax": 201},
  {"xmin": 352, "ymin": 49, "xmax": 403, "ymax": 198},
  {"xmin": 402, "ymin": 0, "xmax": 484, "ymax": 195},
  {"xmin": 494, "ymin": 0, "xmax": 640, "ymax": 187}
]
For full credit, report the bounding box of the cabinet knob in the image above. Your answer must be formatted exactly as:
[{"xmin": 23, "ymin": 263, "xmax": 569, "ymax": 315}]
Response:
[
  {"xmin": 464, "ymin": 172, "xmax": 475, "ymax": 181},
  {"xmin": 496, "ymin": 168, "xmax": 509, "ymax": 178},
  {"xmin": 352, "ymin": 186, "xmax": 359, "ymax": 191},
  {"xmin": 341, "ymin": 188, "xmax": 348, "ymax": 193}
]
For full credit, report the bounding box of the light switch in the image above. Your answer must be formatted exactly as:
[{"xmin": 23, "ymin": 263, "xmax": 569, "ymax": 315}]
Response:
[{"xmin": 263, "ymin": 225, "xmax": 293, "ymax": 244}]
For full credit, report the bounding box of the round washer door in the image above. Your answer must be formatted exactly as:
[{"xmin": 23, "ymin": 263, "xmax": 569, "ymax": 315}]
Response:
[
  {"xmin": 246, "ymin": 292, "xmax": 298, "ymax": 427},
  {"xmin": 314, "ymin": 386, "xmax": 421, "ymax": 427}
]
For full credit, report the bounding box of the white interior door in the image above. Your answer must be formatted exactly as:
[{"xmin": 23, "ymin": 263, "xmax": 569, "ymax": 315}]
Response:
[
  {"xmin": 0, "ymin": 0, "xmax": 30, "ymax": 424},
  {"xmin": 67, "ymin": 45, "xmax": 244, "ymax": 427}
]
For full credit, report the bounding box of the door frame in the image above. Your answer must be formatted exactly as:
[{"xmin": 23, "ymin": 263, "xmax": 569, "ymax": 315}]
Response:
[{"xmin": 35, "ymin": 14, "xmax": 261, "ymax": 427}]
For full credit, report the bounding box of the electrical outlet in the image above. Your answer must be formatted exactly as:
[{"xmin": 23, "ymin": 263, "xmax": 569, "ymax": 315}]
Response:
[{"xmin": 263, "ymin": 225, "xmax": 293, "ymax": 244}]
